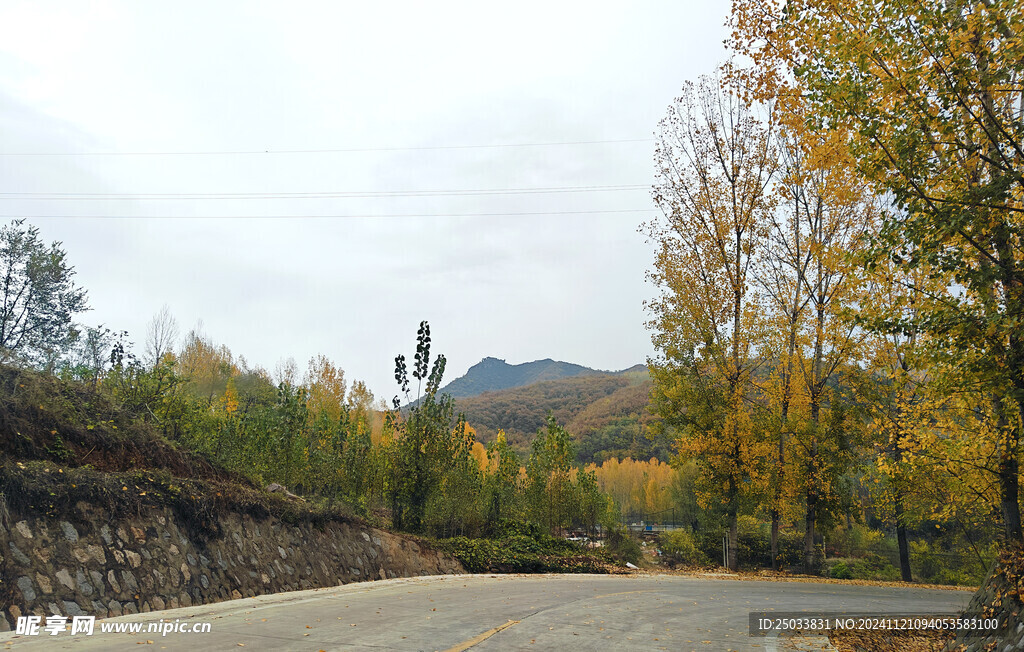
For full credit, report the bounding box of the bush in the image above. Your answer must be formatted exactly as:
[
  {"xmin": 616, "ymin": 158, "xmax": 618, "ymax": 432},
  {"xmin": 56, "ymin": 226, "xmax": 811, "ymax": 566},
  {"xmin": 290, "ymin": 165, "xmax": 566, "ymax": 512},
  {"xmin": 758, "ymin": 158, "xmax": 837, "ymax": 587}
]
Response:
[
  {"xmin": 848, "ymin": 553, "xmax": 900, "ymax": 581},
  {"xmin": 660, "ymin": 530, "xmax": 707, "ymax": 567},
  {"xmin": 830, "ymin": 560, "xmax": 852, "ymax": 579},
  {"xmin": 605, "ymin": 527, "xmax": 642, "ymax": 565},
  {"xmin": 693, "ymin": 526, "xmax": 803, "ymax": 570},
  {"xmin": 488, "ymin": 519, "xmax": 544, "ymax": 540},
  {"xmin": 909, "ymin": 539, "xmax": 991, "ymax": 586},
  {"xmin": 830, "ymin": 524, "xmax": 884, "ymax": 558},
  {"xmin": 433, "ymin": 534, "xmax": 605, "ymax": 574}
]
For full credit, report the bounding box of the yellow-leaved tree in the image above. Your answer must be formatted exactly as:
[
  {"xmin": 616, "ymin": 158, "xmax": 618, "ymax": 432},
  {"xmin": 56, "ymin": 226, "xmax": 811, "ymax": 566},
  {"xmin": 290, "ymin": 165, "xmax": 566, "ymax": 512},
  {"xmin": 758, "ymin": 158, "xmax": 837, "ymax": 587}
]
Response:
[
  {"xmin": 645, "ymin": 74, "xmax": 776, "ymax": 570},
  {"xmin": 730, "ymin": 0, "xmax": 1024, "ymax": 545}
]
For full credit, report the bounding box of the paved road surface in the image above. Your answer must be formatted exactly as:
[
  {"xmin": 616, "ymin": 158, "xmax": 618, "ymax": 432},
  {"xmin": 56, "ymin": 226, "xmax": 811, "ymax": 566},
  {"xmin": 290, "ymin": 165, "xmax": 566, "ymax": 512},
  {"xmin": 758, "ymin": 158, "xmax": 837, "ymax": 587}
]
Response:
[{"xmin": 0, "ymin": 573, "xmax": 973, "ymax": 651}]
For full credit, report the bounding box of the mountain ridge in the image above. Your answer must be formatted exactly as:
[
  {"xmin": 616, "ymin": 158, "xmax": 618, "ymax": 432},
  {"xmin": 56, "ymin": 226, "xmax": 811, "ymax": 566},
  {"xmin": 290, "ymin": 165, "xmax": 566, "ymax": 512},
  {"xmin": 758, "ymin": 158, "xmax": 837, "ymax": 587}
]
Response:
[
  {"xmin": 451, "ymin": 366, "xmax": 669, "ymax": 464},
  {"xmin": 440, "ymin": 356, "xmax": 643, "ymax": 399}
]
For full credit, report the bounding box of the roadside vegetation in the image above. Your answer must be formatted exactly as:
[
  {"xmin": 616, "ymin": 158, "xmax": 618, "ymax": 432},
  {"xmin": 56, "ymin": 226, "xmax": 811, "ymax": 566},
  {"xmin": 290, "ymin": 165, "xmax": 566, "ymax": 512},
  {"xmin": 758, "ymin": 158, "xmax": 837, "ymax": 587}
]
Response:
[{"xmin": 0, "ymin": 211, "xmax": 1004, "ymax": 585}]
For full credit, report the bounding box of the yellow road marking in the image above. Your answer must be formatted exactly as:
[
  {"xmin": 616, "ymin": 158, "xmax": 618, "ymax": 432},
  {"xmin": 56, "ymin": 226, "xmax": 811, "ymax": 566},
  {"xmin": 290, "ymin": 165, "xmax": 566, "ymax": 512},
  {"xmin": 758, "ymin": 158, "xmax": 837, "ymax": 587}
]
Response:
[
  {"xmin": 444, "ymin": 589, "xmax": 655, "ymax": 650},
  {"xmin": 444, "ymin": 619, "xmax": 520, "ymax": 652},
  {"xmin": 593, "ymin": 589, "xmax": 656, "ymax": 599}
]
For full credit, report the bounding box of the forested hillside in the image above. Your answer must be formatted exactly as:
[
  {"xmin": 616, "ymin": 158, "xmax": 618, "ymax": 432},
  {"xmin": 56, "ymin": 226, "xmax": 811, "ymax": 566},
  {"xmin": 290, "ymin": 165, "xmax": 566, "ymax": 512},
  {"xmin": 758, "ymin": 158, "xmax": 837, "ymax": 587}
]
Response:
[{"xmin": 453, "ymin": 369, "xmax": 671, "ymax": 464}]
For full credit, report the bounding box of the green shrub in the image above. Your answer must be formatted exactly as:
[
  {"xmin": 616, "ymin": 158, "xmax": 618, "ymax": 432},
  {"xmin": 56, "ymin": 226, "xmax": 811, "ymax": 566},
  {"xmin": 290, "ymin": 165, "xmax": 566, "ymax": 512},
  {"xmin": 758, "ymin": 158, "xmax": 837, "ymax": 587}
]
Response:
[
  {"xmin": 660, "ymin": 530, "xmax": 707, "ymax": 566},
  {"xmin": 605, "ymin": 527, "xmax": 642, "ymax": 565},
  {"xmin": 489, "ymin": 519, "xmax": 543, "ymax": 540},
  {"xmin": 830, "ymin": 560, "xmax": 852, "ymax": 579},
  {"xmin": 830, "ymin": 524, "xmax": 884, "ymax": 558},
  {"xmin": 433, "ymin": 534, "xmax": 605, "ymax": 574},
  {"xmin": 848, "ymin": 553, "xmax": 900, "ymax": 581},
  {"xmin": 693, "ymin": 527, "xmax": 803, "ymax": 569},
  {"xmin": 909, "ymin": 539, "xmax": 991, "ymax": 586}
]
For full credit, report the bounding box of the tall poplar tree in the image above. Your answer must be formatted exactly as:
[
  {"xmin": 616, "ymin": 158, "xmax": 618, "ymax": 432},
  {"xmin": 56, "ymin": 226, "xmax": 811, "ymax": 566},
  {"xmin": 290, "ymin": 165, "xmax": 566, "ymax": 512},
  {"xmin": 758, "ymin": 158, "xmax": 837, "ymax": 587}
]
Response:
[{"xmin": 646, "ymin": 75, "xmax": 776, "ymax": 570}]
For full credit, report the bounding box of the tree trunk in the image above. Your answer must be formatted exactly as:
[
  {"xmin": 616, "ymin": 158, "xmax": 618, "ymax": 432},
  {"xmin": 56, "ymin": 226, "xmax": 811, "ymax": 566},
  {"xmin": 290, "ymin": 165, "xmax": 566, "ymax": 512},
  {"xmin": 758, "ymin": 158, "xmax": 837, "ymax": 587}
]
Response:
[
  {"xmin": 770, "ymin": 509, "xmax": 780, "ymax": 571},
  {"xmin": 804, "ymin": 489, "xmax": 817, "ymax": 574},
  {"xmin": 804, "ymin": 407, "xmax": 819, "ymax": 575},
  {"xmin": 894, "ymin": 496, "xmax": 913, "ymax": 582},
  {"xmin": 804, "ymin": 281, "xmax": 825, "ymax": 575},
  {"xmin": 999, "ymin": 435, "xmax": 1023, "ymax": 543},
  {"xmin": 995, "ymin": 396, "xmax": 1023, "ymax": 542},
  {"xmin": 728, "ymin": 507, "xmax": 739, "ymax": 571},
  {"xmin": 891, "ymin": 419, "xmax": 913, "ymax": 582}
]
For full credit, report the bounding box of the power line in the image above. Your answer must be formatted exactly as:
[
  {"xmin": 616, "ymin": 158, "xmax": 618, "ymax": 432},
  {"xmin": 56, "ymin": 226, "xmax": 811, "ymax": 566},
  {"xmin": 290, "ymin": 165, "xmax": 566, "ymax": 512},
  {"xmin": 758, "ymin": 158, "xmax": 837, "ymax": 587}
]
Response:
[
  {"xmin": 0, "ymin": 208, "xmax": 657, "ymax": 219},
  {"xmin": 0, "ymin": 183, "xmax": 650, "ymax": 201},
  {"xmin": 0, "ymin": 138, "xmax": 654, "ymax": 157}
]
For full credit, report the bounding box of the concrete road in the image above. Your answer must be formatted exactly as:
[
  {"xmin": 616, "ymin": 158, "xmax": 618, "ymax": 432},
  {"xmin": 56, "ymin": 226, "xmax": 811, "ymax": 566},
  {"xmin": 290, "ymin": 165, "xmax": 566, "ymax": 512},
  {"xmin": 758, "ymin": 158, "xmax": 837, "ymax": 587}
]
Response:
[{"xmin": 0, "ymin": 573, "xmax": 972, "ymax": 651}]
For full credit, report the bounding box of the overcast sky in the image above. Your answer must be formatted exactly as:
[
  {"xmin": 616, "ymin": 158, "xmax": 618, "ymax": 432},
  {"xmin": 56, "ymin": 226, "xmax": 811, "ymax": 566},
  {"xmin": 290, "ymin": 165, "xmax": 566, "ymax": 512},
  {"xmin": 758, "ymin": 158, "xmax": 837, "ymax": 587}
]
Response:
[{"xmin": 0, "ymin": 1, "xmax": 727, "ymax": 400}]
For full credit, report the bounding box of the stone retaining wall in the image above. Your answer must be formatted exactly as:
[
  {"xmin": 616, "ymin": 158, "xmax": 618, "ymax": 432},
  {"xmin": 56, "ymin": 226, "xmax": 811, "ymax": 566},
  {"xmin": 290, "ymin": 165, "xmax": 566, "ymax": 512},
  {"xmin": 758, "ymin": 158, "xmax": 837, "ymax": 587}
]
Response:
[{"xmin": 0, "ymin": 503, "xmax": 463, "ymax": 631}]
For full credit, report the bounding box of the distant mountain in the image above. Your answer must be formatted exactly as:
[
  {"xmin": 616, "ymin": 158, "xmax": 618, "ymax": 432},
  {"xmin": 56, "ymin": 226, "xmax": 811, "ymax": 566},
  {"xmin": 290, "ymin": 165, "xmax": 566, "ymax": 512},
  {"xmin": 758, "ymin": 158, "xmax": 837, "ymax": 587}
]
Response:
[
  {"xmin": 440, "ymin": 357, "xmax": 605, "ymax": 399},
  {"xmin": 452, "ymin": 364, "xmax": 672, "ymax": 464}
]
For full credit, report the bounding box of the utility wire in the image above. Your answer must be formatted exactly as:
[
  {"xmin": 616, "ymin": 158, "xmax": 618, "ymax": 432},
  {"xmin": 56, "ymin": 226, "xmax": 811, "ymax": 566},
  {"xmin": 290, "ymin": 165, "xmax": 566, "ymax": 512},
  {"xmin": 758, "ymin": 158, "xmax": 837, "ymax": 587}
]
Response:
[
  {"xmin": 0, "ymin": 183, "xmax": 650, "ymax": 201},
  {"xmin": 0, "ymin": 138, "xmax": 654, "ymax": 157},
  {"xmin": 0, "ymin": 208, "xmax": 657, "ymax": 219}
]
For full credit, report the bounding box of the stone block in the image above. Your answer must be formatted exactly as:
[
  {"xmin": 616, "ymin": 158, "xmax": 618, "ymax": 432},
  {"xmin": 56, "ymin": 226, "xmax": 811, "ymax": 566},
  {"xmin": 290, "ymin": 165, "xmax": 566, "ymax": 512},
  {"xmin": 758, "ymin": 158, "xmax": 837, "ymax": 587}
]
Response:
[
  {"xmin": 89, "ymin": 570, "xmax": 105, "ymax": 596},
  {"xmin": 75, "ymin": 569, "xmax": 93, "ymax": 596},
  {"xmin": 17, "ymin": 576, "xmax": 36, "ymax": 601},
  {"xmin": 14, "ymin": 521, "xmax": 32, "ymax": 539},
  {"xmin": 120, "ymin": 570, "xmax": 138, "ymax": 592},
  {"xmin": 8, "ymin": 542, "xmax": 30, "ymax": 566},
  {"xmin": 107, "ymin": 570, "xmax": 121, "ymax": 594},
  {"xmin": 35, "ymin": 573, "xmax": 52, "ymax": 595},
  {"xmin": 59, "ymin": 521, "xmax": 79, "ymax": 542}
]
